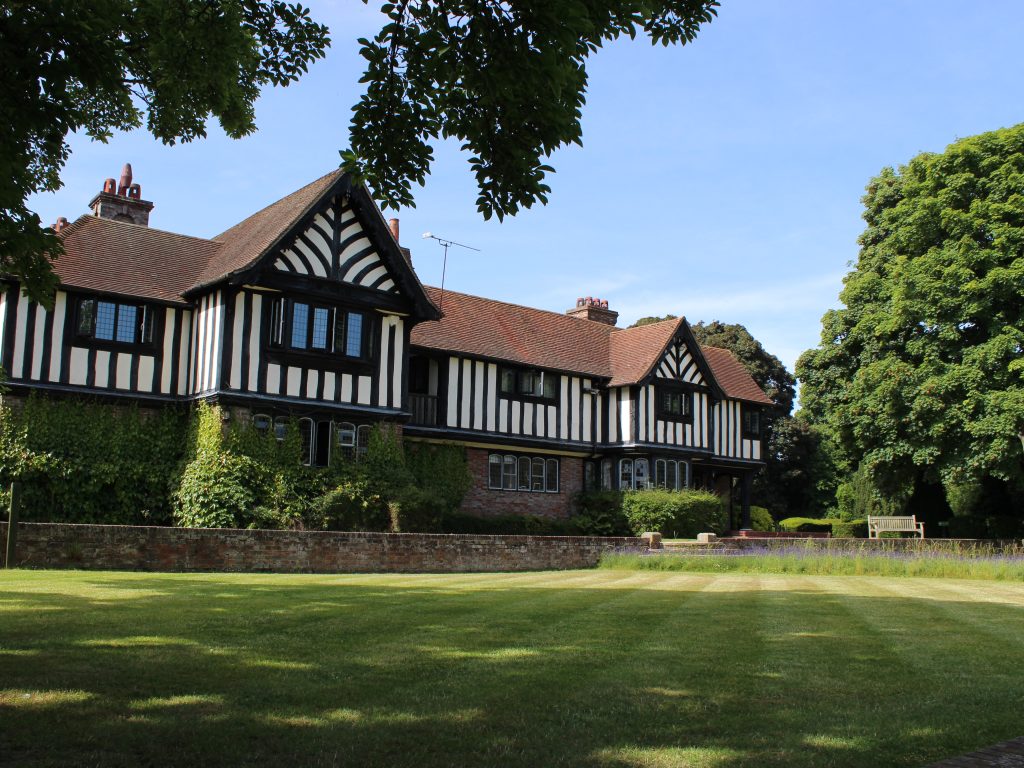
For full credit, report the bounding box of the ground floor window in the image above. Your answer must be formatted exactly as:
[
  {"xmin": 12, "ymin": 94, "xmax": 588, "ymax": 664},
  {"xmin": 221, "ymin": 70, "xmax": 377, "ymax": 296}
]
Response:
[
  {"xmin": 654, "ymin": 458, "xmax": 690, "ymax": 490},
  {"xmin": 488, "ymin": 453, "xmax": 559, "ymax": 493},
  {"xmin": 254, "ymin": 414, "xmax": 372, "ymax": 467},
  {"xmin": 618, "ymin": 458, "xmax": 652, "ymax": 490}
]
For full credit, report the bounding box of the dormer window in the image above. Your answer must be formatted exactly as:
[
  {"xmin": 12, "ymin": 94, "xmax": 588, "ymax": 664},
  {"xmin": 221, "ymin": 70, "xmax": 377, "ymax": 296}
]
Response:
[
  {"xmin": 76, "ymin": 297, "xmax": 154, "ymax": 345},
  {"xmin": 499, "ymin": 367, "xmax": 557, "ymax": 400},
  {"xmin": 269, "ymin": 298, "xmax": 368, "ymax": 359}
]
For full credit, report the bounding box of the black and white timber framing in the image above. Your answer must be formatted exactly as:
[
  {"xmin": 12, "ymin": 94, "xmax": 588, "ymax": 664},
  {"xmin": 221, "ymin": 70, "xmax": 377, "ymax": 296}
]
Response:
[{"xmin": 0, "ymin": 169, "xmax": 768, "ymax": 507}]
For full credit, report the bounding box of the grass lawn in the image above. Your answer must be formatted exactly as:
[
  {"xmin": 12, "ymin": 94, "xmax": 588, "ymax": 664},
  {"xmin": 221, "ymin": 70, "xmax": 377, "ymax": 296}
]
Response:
[{"xmin": 2, "ymin": 570, "xmax": 1024, "ymax": 767}]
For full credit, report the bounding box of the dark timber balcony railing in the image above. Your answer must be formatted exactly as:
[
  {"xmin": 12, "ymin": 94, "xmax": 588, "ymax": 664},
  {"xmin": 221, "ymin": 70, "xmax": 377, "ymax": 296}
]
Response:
[{"xmin": 409, "ymin": 393, "xmax": 438, "ymax": 426}]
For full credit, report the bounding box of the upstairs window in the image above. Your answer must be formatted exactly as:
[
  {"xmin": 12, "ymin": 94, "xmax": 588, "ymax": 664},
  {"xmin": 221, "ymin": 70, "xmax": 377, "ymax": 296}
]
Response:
[
  {"xmin": 743, "ymin": 407, "xmax": 761, "ymax": 438},
  {"xmin": 76, "ymin": 297, "xmax": 154, "ymax": 345},
  {"xmin": 269, "ymin": 298, "xmax": 367, "ymax": 359},
  {"xmin": 500, "ymin": 368, "xmax": 557, "ymax": 399},
  {"xmin": 657, "ymin": 386, "xmax": 692, "ymax": 421}
]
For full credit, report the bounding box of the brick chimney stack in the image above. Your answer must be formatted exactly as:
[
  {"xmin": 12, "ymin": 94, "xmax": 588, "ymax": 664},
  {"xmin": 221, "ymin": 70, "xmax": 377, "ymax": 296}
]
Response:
[
  {"xmin": 388, "ymin": 217, "xmax": 413, "ymax": 266},
  {"xmin": 566, "ymin": 296, "xmax": 619, "ymax": 326},
  {"xmin": 88, "ymin": 163, "xmax": 154, "ymax": 226}
]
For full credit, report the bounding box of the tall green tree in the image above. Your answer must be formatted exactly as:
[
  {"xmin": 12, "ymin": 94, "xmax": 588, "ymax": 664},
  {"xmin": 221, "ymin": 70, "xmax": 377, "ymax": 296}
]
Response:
[
  {"xmin": 685, "ymin": 320, "xmax": 824, "ymax": 517},
  {"xmin": 1, "ymin": 0, "xmax": 330, "ymax": 306},
  {"xmin": 798, "ymin": 124, "xmax": 1024, "ymax": 503},
  {"xmin": 3, "ymin": 1, "xmax": 719, "ymax": 307},
  {"xmin": 691, "ymin": 320, "xmax": 796, "ymax": 415},
  {"xmin": 343, "ymin": 1, "xmax": 719, "ymax": 220}
]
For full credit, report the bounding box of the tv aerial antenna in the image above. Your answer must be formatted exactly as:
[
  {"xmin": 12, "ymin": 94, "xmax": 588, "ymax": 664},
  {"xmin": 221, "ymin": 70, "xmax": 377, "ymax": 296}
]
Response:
[{"xmin": 421, "ymin": 232, "xmax": 480, "ymax": 310}]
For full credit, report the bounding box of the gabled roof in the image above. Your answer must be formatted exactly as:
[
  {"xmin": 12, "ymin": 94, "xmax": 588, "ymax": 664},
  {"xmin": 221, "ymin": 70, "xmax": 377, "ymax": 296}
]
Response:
[
  {"xmin": 702, "ymin": 346, "xmax": 774, "ymax": 405},
  {"xmin": 51, "ymin": 171, "xmax": 438, "ymax": 319},
  {"xmin": 413, "ymin": 287, "xmax": 612, "ymax": 378},
  {"xmin": 54, "ymin": 216, "xmax": 218, "ymax": 304},
  {"xmin": 608, "ymin": 317, "xmax": 684, "ymax": 387},
  {"xmin": 193, "ymin": 170, "xmax": 343, "ymax": 292},
  {"xmin": 410, "ymin": 287, "xmax": 774, "ymax": 405}
]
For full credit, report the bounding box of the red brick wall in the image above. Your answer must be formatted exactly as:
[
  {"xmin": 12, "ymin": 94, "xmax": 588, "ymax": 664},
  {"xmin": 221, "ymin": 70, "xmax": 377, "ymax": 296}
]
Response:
[
  {"xmin": 458, "ymin": 448, "xmax": 583, "ymax": 519},
  {"xmin": 0, "ymin": 522, "xmax": 646, "ymax": 574}
]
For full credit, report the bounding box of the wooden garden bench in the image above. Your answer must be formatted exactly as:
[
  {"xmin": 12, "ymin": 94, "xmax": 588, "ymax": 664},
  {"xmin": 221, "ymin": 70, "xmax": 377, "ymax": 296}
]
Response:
[{"xmin": 867, "ymin": 515, "xmax": 925, "ymax": 539}]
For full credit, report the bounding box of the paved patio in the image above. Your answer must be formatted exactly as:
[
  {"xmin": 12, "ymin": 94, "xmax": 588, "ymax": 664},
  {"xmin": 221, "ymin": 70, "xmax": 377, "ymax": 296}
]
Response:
[{"xmin": 926, "ymin": 737, "xmax": 1024, "ymax": 767}]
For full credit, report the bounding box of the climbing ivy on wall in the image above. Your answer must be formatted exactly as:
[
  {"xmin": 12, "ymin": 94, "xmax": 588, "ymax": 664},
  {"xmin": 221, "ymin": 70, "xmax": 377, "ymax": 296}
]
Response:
[
  {"xmin": 0, "ymin": 394, "xmax": 188, "ymax": 524},
  {"xmin": 1, "ymin": 396, "xmax": 474, "ymax": 531}
]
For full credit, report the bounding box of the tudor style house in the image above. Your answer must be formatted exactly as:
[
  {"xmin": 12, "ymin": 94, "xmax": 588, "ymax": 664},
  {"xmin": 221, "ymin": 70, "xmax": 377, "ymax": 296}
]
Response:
[{"xmin": 0, "ymin": 166, "xmax": 773, "ymax": 528}]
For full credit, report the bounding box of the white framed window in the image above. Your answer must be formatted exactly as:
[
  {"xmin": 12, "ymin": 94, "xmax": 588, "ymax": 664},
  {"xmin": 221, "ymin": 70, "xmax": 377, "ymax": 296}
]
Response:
[
  {"xmin": 488, "ymin": 453, "xmax": 560, "ymax": 493},
  {"xmin": 619, "ymin": 459, "xmax": 634, "ymax": 490},
  {"xmin": 488, "ymin": 454, "xmax": 503, "ymax": 489},
  {"xmin": 531, "ymin": 457, "xmax": 545, "ymax": 491},
  {"xmin": 601, "ymin": 459, "xmax": 613, "ymax": 490},
  {"xmin": 356, "ymin": 425, "xmax": 372, "ymax": 458},
  {"xmin": 635, "ymin": 459, "xmax": 650, "ymax": 489},
  {"xmin": 516, "ymin": 456, "xmax": 531, "ymax": 490},
  {"xmin": 653, "ymin": 458, "xmax": 689, "ymax": 490},
  {"xmin": 545, "ymin": 459, "xmax": 559, "ymax": 493},
  {"xmin": 503, "ymin": 455, "xmax": 516, "ymax": 489},
  {"xmin": 273, "ymin": 416, "xmax": 289, "ymax": 442}
]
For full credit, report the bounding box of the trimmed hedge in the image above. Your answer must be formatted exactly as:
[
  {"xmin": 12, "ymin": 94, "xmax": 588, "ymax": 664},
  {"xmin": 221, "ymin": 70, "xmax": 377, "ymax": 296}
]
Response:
[
  {"xmin": 779, "ymin": 517, "xmax": 868, "ymax": 537},
  {"xmin": 749, "ymin": 505, "xmax": 775, "ymax": 532},
  {"xmin": 442, "ymin": 512, "xmax": 579, "ymax": 536},
  {"xmin": 621, "ymin": 489, "xmax": 726, "ymax": 538},
  {"xmin": 573, "ymin": 491, "xmax": 631, "ymax": 536}
]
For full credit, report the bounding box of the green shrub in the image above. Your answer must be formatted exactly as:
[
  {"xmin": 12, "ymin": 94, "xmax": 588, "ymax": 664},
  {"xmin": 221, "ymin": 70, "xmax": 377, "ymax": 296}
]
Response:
[
  {"xmin": 779, "ymin": 517, "xmax": 832, "ymax": 534},
  {"xmin": 749, "ymin": 505, "xmax": 775, "ymax": 532},
  {"xmin": 441, "ymin": 512, "xmax": 579, "ymax": 536},
  {"xmin": 388, "ymin": 486, "xmax": 447, "ymax": 533},
  {"xmin": 948, "ymin": 515, "xmax": 1024, "ymax": 540},
  {"xmin": 404, "ymin": 441, "xmax": 472, "ymax": 513},
  {"xmin": 830, "ymin": 518, "xmax": 867, "ymax": 538},
  {"xmin": 572, "ymin": 491, "xmax": 629, "ymax": 536},
  {"xmin": 621, "ymin": 489, "xmax": 726, "ymax": 538},
  {"xmin": 779, "ymin": 517, "xmax": 866, "ymax": 537},
  {"xmin": 173, "ymin": 453, "xmax": 273, "ymax": 529},
  {"xmin": 314, "ymin": 480, "xmax": 390, "ymax": 532}
]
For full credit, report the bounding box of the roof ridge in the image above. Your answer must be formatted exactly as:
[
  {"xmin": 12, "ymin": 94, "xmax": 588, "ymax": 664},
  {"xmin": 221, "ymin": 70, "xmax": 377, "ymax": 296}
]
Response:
[
  {"xmin": 212, "ymin": 168, "xmax": 343, "ymax": 242},
  {"xmin": 424, "ymin": 285, "xmax": 619, "ymax": 332},
  {"xmin": 610, "ymin": 316, "xmax": 682, "ymax": 334},
  {"xmin": 63, "ymin": 215, "xmax": 219, "ymax": 246}
]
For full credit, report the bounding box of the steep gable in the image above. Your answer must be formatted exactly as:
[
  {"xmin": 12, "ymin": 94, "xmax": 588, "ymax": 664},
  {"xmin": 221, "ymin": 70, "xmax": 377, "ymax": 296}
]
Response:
[
  {"xmin": 190, "ymin": 171, "xmax": 438, "ymax": 319},
  {"xmin": 271, "ymin": 196, "xmax": 400, "ymax": 293},
  {"xmin": 654, "ymin": 337, "xmax": 706, "ymax": 385}
]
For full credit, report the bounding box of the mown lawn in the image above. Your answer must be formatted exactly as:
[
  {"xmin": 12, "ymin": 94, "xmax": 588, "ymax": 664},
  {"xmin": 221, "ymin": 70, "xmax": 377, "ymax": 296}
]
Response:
[{"xmin": 2, "ymin": 569, "xmax": 1023, "ymax": 767}]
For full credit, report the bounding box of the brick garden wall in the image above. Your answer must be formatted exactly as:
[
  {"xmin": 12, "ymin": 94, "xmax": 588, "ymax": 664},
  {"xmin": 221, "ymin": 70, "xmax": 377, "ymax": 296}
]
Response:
[
  {"xmin": 458, "ymin": 448, "xmax": 583, "ymax": 519},
  {"xmin": 0, "ymin": 522, "xmax": 647, "ymax": 573}
]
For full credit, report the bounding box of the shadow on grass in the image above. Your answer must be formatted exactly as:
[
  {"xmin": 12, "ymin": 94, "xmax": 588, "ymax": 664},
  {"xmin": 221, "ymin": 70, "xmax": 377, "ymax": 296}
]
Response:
[{"xmin": 1, "ymin": 572, "xmax": 1023, "ymax": 767}]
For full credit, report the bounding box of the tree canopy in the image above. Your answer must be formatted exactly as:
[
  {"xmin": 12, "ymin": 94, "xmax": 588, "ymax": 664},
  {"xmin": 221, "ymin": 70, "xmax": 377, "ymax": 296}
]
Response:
[
  {"xmin": 1, "ymin": 0, "xmax": 330, "ymax": 306},
  {"xmin": 3, "ymin": 0, "xmax": 719, "ymax": 306},
  {"xmin": 797, "ymin": 124, "xmax": 1024, "ymax": 494},
  {"xmin": 342, "ymin": 1, "xmax": 719, "ymax": 220},
  {"xmin": 691, "ymin": 321, "xmax": 796, "ymax": 416}
]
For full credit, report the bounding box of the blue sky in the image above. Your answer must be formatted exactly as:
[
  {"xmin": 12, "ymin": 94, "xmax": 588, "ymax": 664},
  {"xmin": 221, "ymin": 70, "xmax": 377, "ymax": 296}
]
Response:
[{"xmin": 28, "ymin": 1, "xmax": 1024, "ymax": 376}]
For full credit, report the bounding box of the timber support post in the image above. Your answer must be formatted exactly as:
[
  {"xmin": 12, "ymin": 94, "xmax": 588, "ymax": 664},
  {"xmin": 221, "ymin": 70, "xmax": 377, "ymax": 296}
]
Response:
[
  {"xmin": 740, "ymin": 472, "xmax": 752, "ymax": 531},
  {"xmin": 5, "ymin": 482, "xmax": 20, "ymax": 568}
]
